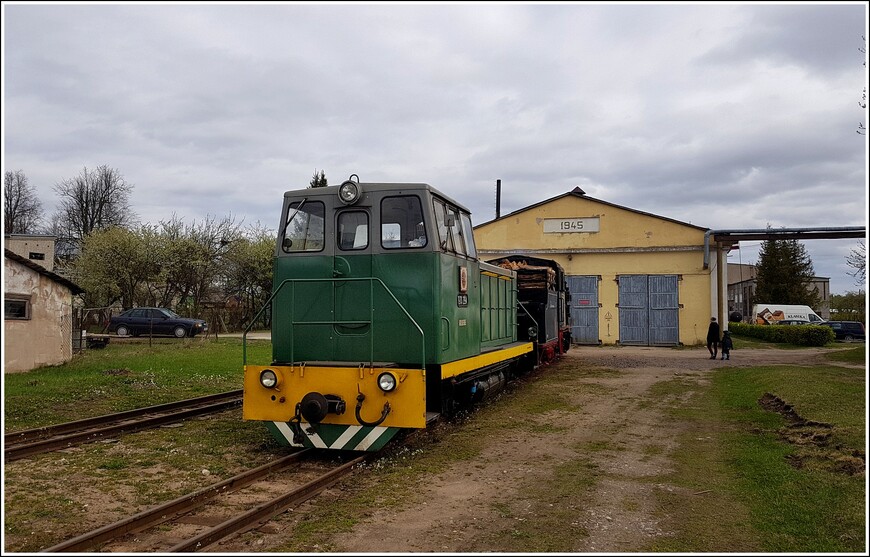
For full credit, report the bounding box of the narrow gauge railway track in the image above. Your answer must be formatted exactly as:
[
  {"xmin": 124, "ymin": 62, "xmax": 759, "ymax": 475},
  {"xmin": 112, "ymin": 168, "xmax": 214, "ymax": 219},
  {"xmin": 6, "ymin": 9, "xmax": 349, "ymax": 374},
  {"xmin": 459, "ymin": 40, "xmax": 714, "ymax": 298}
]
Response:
[
  {"xmin": 4, "ymin": 390, "xmax": 243, "ymax": 462},
  {"xmin": 42, "ymin": 449, "xmax": 370, "ymax": 553}
]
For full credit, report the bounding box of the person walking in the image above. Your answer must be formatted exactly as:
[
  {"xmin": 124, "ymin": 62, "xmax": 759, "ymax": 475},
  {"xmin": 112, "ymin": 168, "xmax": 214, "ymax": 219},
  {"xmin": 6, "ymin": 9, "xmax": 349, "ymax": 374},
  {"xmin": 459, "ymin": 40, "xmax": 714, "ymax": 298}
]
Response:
[
  {"xmin": 720, "ymin": 330, "xmax": 733, "ymax": 360},
  {"xmin": 706, "ymin": 317, "xmax": 720, "ymax": 359}
]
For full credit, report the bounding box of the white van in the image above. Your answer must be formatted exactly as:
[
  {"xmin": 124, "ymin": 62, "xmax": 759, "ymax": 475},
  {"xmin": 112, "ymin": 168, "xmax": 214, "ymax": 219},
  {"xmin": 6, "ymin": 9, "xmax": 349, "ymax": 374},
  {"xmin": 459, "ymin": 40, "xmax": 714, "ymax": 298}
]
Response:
[{"xmin": 751, "ymin": 304, "xmax": 825, "ymax": 325}]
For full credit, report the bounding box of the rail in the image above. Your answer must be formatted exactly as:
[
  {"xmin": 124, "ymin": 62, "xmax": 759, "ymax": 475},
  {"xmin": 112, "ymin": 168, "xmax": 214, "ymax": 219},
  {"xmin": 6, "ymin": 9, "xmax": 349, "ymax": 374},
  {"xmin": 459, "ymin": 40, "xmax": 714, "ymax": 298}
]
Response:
[
  {"xmin": 244, "ymin": 277, "xmax": 425, "ymax": 370},
  {"xmin": 5, "ymin": 390, "xmax": 243, "ymax": 462},
  {"xmin": 42, "ymin": 449, "xmax": 372, "ymax": 553}
]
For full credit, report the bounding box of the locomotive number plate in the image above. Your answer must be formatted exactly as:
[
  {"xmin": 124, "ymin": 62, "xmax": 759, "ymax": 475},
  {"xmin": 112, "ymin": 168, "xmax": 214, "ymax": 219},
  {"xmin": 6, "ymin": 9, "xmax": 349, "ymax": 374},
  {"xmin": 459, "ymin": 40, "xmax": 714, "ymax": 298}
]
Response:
[{"xmin": 457, "ymin": 294, "xmax": 468, "ymax": 307}]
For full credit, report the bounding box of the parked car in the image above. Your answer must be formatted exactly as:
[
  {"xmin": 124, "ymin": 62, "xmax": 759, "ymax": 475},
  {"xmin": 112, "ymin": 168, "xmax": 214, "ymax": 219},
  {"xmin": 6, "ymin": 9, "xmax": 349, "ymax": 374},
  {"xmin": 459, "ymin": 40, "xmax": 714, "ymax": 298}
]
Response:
[
  {"xmin": 774, "ymin": 319, "xmax": 812, "ymax": 326},
  {"xmin": 820, "ymin": 321, "xmax": 866, "ymax": 342},
  {"xmin": 109, "ymin": 307, "xmax": 208, "ymax": 338}
]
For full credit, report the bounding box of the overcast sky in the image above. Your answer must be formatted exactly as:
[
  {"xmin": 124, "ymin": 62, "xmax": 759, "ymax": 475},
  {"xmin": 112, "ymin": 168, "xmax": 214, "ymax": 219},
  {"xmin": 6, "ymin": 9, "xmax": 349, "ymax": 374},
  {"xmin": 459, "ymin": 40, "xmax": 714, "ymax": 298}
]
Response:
[{"xmin": 3, "ymin": 2, "xmax": 868, "ymax": 294}]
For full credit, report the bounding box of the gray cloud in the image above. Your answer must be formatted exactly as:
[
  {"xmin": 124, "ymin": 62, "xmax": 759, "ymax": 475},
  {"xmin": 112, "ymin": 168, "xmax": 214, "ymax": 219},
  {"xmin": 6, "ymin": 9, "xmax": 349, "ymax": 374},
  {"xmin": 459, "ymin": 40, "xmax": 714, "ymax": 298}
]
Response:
[{"xmin": 3, "ymin": 2, "xmax": 867, "ymax": 294}]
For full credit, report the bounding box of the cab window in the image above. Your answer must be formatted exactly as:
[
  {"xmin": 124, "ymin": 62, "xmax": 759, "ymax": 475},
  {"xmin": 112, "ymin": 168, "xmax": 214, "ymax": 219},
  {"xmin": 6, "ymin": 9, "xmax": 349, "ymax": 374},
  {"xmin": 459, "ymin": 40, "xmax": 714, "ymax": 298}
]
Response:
[
  {"xmin": 433, "ymin": 199, "xmax": 453, "ymax": 252},
  {"xmin": 338, "ymin": 211, "xmax": 369, "ymax": 250},
  {"xmin": 448, "ymin": 207, "xmax": 466, "ymax": 256},
  {"xmin": 282, "ymin": 200, "xmax": 325, "ymax": 253},
  {"xmin": 381, "ymin": 196, "xmax": 427, "ymax": 249},
  {"xmin": 460, "ymin": 213, "xmax": 477, "ymax": 258},
  {"xmin": 433, "ymin": 199, "xmax": 469, "ymax": 256}
]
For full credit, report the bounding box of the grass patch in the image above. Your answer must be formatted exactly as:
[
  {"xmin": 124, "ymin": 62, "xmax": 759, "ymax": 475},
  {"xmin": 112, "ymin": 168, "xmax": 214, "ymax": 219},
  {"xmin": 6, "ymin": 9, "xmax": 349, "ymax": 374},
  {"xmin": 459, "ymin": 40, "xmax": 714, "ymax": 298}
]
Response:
[
  {"xmin": 824, "ymin": 344, "xmax": 866, "ymax": 365},
  {"xmin": 648, "ymin": 365, "xmax": 865, "ymax": 552},
  {"xmin": 97, "ymin": 458, "xmax": 128, "ymax": 470},
  {"xmin": 4, "ymin": 339, "xmax": 271, "ymax": 431},
  {"xmin": 728, "ymin": 333, "xmax": 822, "ymax": 350}
]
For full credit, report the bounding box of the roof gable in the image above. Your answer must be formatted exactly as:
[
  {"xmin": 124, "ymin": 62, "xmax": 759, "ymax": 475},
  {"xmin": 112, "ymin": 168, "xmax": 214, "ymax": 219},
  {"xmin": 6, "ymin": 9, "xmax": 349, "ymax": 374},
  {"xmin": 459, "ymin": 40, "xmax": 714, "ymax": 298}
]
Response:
[
  {"xmin": 475, "ymin": 188, "xmax": 708, "ymax": 232},
  {"xmin": 4, "ymin": 249, "xmax": 84, "ymax": 294}
]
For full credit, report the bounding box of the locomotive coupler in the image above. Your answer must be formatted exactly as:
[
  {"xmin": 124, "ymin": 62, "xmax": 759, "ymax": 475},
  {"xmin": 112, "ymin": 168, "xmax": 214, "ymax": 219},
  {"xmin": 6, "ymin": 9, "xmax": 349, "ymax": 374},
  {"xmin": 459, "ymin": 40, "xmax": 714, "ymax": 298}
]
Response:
[
  {"xmin": 355, "ymin": 390, "xmax": 391, "ymax": 427},
  {"xmin": 299, "ymin": 392, "xmax": 347, "ymax": 424}
]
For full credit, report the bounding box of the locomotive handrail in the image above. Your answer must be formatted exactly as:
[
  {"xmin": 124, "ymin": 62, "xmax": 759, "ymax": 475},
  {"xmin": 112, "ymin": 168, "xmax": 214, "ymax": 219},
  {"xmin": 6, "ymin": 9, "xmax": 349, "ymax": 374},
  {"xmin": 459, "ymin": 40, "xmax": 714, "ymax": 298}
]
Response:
[
  {"xmin": 516, "ymin": 300, "xmax": 540, "ymax": 341},
  {"xmin": 243, "ymin": 277, "xmax": 425, "ymax": 371}
]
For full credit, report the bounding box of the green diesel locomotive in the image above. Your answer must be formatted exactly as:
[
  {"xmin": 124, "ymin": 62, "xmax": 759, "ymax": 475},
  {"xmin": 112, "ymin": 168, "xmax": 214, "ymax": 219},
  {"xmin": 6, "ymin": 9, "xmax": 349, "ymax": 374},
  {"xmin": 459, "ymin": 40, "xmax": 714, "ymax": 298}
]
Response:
[{"xmin": 243, "ymin": 176, "xmax": 570, "ymax": 451}]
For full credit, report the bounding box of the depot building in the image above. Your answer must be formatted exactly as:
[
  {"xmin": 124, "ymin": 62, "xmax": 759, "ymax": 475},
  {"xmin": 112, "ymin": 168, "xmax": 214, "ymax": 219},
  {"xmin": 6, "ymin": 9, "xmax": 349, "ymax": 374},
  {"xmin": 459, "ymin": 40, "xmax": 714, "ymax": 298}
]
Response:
[{"xmin": 473, "ymin": 187, "xmax": 727, "ymax": 346}]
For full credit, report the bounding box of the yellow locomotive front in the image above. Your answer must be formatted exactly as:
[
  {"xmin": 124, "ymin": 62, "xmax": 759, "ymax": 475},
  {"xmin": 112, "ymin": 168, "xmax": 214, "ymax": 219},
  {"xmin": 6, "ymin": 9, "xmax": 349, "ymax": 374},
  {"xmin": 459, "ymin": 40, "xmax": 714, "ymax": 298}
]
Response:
[{"xmin": 244, "ymin": 363, "xmax": 428, "ymax": 451}]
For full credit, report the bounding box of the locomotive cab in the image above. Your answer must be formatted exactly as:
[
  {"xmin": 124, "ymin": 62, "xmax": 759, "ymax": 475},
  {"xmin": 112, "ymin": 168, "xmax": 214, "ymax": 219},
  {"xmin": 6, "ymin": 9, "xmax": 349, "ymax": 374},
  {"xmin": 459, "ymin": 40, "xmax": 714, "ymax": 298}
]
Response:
[{"xmin": 243, "ymin": 177, "xmax": 534, "ymax": 451}]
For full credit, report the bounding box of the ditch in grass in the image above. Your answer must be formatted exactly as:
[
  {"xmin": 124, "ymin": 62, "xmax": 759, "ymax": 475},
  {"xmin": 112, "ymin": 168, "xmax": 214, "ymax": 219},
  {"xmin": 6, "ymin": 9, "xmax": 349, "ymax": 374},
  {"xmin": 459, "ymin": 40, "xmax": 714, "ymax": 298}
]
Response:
[{"xmin": 646, "ymin": 364, "xmax": 865, "ymax": 553}]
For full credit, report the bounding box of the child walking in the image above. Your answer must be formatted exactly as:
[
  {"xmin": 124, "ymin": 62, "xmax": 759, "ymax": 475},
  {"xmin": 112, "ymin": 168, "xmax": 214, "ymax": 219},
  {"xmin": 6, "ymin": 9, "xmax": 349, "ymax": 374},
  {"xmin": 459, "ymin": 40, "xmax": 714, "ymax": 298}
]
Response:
[{"xmin": 720, "ymin": 330, "xmax": 733, "ymax": 360}]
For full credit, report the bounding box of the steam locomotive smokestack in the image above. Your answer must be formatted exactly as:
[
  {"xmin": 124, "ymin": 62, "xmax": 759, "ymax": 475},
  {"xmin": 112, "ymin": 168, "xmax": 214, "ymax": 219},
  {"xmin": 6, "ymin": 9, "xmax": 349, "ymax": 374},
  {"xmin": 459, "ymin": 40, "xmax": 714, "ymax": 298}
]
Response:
[{"xmin": 496, "ymin": 179, "xmax": 502, "ymax": 219}]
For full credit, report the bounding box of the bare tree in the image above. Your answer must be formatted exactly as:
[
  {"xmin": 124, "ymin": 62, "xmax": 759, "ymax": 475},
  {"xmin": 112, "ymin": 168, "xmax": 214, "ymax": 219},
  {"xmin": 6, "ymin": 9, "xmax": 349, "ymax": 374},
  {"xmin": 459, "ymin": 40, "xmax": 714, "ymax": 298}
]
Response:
[
  {"xmin": 4, "ymin": 170, "xmax": 44, "ymax": 233},
  {"xmin": 156, "ymin": 213, "xmax": 244, "ymax": 313},
  {"xmin": 846, "ymin": 240, "xmax": 866, "ymax": 286},
  {"xmin": 53, "ymin": 165, "xmax": 136, "ymax": 244},
  {"xmin": 859, "ymin": 36, "xmax": 866, "ymax": 135}
]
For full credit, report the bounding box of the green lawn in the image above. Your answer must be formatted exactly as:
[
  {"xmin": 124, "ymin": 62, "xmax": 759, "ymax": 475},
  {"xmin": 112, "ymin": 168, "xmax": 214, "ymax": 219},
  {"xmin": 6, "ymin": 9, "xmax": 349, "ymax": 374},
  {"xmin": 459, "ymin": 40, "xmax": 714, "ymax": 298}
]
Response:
[
  {"xmin": 652, "ymin": 360, "xmax": 866, "ymax": 552},
  {"xmin": 3, "ymin": 338, "xmax": 272, "ymax": 432}
]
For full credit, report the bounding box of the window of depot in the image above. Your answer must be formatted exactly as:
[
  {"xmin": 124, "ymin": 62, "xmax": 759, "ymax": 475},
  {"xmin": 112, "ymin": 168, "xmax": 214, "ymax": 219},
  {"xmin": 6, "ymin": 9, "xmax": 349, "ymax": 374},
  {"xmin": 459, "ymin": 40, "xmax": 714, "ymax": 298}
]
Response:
[{"xmin": 4, "ymin": 296, "xmax": 31, "ymax": 320}]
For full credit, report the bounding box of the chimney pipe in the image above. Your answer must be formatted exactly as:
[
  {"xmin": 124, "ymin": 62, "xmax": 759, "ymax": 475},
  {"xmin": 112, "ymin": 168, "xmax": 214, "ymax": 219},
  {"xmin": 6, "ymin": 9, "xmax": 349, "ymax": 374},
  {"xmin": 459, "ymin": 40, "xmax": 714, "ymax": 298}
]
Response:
[{"xmin": 496, "ymin": 179, "xmax": 501, "ymax": 219}]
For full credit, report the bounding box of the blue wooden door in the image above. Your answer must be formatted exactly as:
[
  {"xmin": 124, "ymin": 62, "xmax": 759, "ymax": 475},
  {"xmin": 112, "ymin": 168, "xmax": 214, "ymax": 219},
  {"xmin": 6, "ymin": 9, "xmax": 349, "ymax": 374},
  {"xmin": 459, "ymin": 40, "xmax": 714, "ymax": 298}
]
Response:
[{"xmin": 567, "ymin": 275, "xmax": 599, "ymax": 344}]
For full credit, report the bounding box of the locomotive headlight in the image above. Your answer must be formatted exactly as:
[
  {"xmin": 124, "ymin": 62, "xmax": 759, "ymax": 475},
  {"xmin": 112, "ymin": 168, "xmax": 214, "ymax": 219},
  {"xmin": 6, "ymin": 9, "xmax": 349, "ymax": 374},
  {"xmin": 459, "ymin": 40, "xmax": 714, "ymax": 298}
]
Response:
[
  {"xmin": 377, "ymin": 372, "xmax": 397, "ymax": 392},
  {"xmin": 260, "ymin": 369, "xmax": 278, "ymax": 389},
  {"xmin": 338, "ymin": 180, "xmax": 361, "ymax": 205}
]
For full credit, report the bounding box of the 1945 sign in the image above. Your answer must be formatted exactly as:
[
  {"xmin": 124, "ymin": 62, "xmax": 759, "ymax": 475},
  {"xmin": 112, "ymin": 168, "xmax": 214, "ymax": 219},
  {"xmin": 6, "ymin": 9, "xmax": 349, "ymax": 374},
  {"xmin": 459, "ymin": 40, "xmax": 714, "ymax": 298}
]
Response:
[{"xmin": 543, "ymin": 217, "xmax": 600, "ymax": 234}]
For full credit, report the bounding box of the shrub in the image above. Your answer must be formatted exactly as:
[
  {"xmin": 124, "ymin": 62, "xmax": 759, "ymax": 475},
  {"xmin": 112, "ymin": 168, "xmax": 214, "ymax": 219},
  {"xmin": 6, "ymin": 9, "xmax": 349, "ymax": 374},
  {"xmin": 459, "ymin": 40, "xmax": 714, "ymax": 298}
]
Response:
[{"xmin": 728, "ymin": 322, "xmax": 835, "ymax": 346}]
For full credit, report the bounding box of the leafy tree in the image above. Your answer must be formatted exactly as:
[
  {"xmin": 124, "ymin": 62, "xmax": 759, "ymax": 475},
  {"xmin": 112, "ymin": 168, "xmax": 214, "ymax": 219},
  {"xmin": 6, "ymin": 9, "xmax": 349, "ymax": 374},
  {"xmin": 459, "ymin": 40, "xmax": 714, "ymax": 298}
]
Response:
[
  {"xmin": 4, "ymin": 170, "xmax": 44, "ymax": 233},
  {"xmin": 309, "ymin": 169, "xmax": 328, "ymax": 188},
  {"xmin": 830, "ymin": 291, "xmax": 866, "ymax": 323},
  {"xmin": 73, "ymin": 226, "xmax": 158, "ymax": 308},
  {"xmin": 754, "ymin": 231, "xmax": 820, "ymax": 308},
  {"xmin": 220, "ymin": 224, "xmax": 276, "ymax": 329},
  {"xmin": 53, "ymin": 165, "xmax": 136, "ymax": 246},
  {"xmin": 845, "ymin": 240, "xmax": 866, "ymax": 287}
]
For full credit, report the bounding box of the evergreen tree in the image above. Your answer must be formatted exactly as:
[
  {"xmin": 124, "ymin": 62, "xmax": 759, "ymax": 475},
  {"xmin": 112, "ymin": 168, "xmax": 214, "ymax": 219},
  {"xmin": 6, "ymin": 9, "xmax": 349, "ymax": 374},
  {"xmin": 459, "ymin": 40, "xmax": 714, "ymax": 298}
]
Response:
[
  {"xmin": 754, "ymin": 232, "xmax": 821, "ymax": 308},
  {"xmin": 308, "ymin": 169, "xmax": 328, "ymax": 188}
]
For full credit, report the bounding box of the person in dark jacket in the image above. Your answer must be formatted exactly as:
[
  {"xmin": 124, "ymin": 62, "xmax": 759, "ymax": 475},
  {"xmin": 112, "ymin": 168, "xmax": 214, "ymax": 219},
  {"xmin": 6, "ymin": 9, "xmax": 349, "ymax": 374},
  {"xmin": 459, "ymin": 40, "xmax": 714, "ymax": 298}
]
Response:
[
  {"xmin": 720, "ymin": 330, "xmax": 733, "ymax": 360},
  {"xmin": 706, "ymin": 317, "xmax": 720, "ymax": 359}
]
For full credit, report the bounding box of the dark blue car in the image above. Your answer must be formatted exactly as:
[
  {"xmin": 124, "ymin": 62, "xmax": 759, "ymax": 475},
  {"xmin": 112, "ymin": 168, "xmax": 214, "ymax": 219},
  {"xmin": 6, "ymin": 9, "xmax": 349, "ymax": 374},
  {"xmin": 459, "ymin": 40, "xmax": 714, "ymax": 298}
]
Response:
[
  {"xmin": 820, "ymin": 321, "xmax": 866, "ymax": 342},
  {"xmin": 109, "ymin": 307, "xmax": 208, "ymax": 338}
]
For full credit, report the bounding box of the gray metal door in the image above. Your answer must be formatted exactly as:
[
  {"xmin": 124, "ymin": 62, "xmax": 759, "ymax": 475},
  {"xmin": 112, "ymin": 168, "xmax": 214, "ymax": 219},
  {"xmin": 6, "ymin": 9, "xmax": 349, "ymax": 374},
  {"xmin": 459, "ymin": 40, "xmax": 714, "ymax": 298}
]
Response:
[
  {"xmin": 618, "ymin": 274, "xmax": 680, "ymax": 346},
  {"xmin": 649, "ymin": 275, "xmax": 680, "ymax": 345},
  {"xmin": 618, "ymin": 275, "xmax": 649, "ymax": 345},
  {"xmin": 567, "ymin": 275, "xmax": 599, "ymax": 344}
]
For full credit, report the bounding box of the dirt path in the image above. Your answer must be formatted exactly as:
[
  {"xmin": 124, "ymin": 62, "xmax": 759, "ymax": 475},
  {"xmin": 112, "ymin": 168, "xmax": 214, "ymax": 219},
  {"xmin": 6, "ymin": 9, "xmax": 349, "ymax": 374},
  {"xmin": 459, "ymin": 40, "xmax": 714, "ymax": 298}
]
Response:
[{"xmin": 327, "ymin": 345, "xmax": 853, "ymax": 553}]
